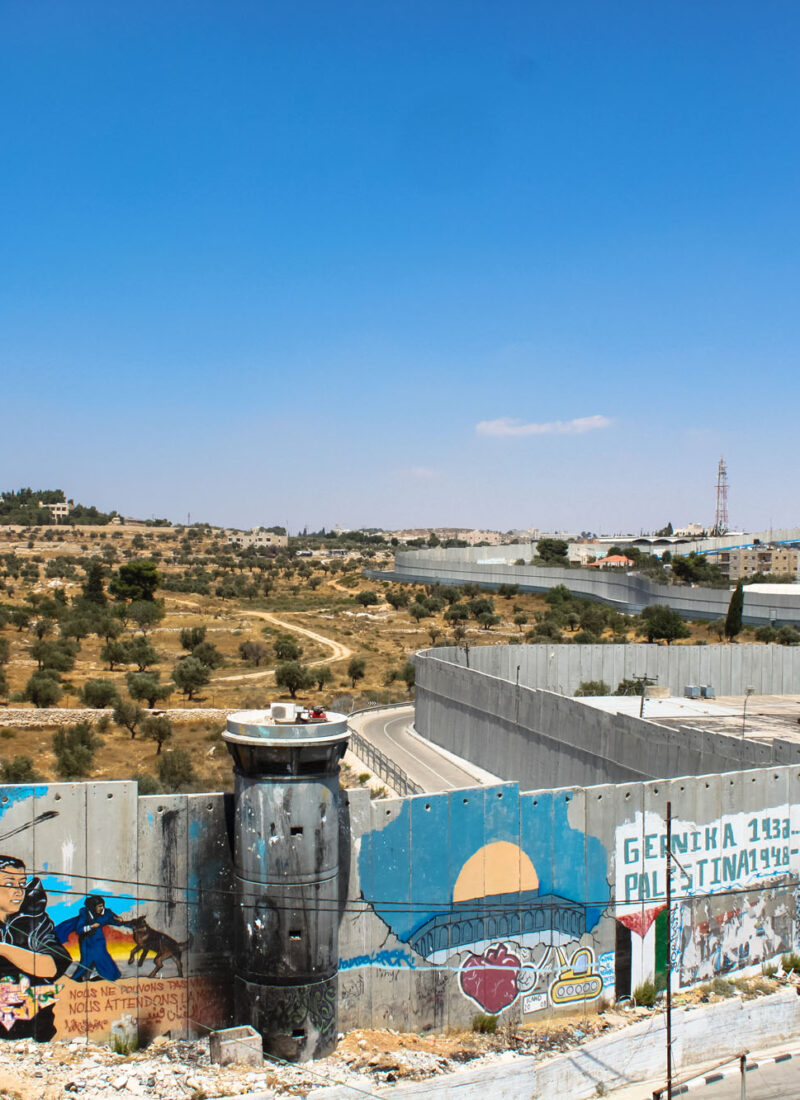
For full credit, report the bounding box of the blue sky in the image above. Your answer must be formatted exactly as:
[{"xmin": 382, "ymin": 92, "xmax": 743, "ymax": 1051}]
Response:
[{"xmin": 2, "ymin": 2, "xmax": 798, "ymax": 533}]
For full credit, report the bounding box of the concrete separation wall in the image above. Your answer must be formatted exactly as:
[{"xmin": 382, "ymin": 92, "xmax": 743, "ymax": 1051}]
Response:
[
  {"xmin": 0, "ymin": 780, "xmax": 234, "ymax": 1044},
  {"xmin": 419, "ymin": 641, "xmax": 800, "ymax": 698},
  {"xmin": 370, "ymin": 547, "xmax": 800, "ymax": 625},
  {"xmin": 310, "ymin": 990, "xmax": 800, "ymax": 1099},
  {"xmin": 337, "ymin": 761, "xmax": 800, "ymax": 1035},
  {"xmin": 413, "ymin": 645, "xmax": 800, "ymax": 790}
]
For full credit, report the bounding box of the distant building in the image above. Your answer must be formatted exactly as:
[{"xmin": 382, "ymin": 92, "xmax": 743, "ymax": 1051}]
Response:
[
  {"xmin": 227, "ymin": 528, "xmax": 288, "ymax": 550},
  {"xmin": 588, "ymin": 554, "xmax": 634, "ymax": 569},
  {"xmin": 718, "ymin": 546, "xmax": 800, "ymax": 581},
  {"xmin": 567, "ymin": 543, "xmax": 602, "ymax": 565},
  {"xmin": 39, "ymin": 500, "xmax": 71, "ymax": 522}
]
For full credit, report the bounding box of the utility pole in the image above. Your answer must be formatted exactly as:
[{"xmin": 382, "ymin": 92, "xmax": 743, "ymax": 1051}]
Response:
[
  {"xmin": 666, "ymin": 799, "xmax": 673, "ymax": 1100},
  {"xmin": 633, "ymin": 674, "xmax": 656, "ymax": 717}
]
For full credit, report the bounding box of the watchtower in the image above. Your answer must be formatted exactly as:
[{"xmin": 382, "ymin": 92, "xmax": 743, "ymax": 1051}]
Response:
[{"xmin": 224, "ymin": 704, "xmax": 350, "ymax": 1061}]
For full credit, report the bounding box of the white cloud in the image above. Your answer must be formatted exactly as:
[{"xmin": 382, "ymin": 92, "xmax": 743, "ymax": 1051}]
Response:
[
  {"xmin": 475, "ymin": 414, "xmax": 612, "ymax": 438},
  {"xmin": 409, "ymin": 466, "xmax": 435, "ymax": 479}
]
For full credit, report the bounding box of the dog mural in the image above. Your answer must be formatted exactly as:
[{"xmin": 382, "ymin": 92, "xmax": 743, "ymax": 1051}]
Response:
[{"xmin": 127, "ymin": 916, "xmax": 190, "ymax": 978}]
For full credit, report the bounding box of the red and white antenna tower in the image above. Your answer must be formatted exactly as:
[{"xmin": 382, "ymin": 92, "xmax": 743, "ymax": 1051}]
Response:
[{"xmin": 712, "ymin": 457, "xmax": 728, "ymax": 535}]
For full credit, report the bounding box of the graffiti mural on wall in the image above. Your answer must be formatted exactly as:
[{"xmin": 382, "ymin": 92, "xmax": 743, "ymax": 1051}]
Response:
[
  {"xmin": 0, "ymin": 855, "xmax": 71, "ymax": 1040},
  {"xmin": 356, "ymin": 785, "xmax": 610, "ymax": 1015},
  {"xmin": 677, "ymin": 888, "xmax": 793, "ymax": 985},
  {"xmin": 615, "ymin": 802, "xmax": 800, "ymax": 986},
  {"xmin": 0, "ymin": 781, "xmax": 233, "ymax": 1043}
]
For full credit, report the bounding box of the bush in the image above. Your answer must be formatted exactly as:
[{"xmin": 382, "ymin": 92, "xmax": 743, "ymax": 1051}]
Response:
[
  {"xmin": 80, "ymin": 679, "xmax": 120, "ymax": 709},
  {"xmin": 708, "ymin": 977, "xmax": 735, "ymax": 998},
  {"xmin": 157, "ymin": 749, "xmax": 196, "ymax": 792},
  {"xmin": 355, "ymin": 590, "xmax": 379, "ymax": 606},
  {"xmin": 782, "ymin": 952, "xmax": 800, "ymax": 974},
  {"xmin": 134, "ymin": 772, "xmax": 161, "ymax": 795},
  {"xmin": 0, "ymin": 756, "xmax": 42, "ymax": 783},
  {"xmin": 179, "ymin": 626, "xmax": 206, "ymax": 651},
  {"xmin": 53, "ymin": 721, "xmax": 102, "ymax": 779},
  {"xmin": 632, "ymin": 979, "xmax": 656, "ymax": 1007},
  {"xmin": 614, "ymin": 678, "xmax": 644, "ymax": 696},
  {"xmin": 472, "ymin": 1013, "xmax": 498, "ymax": 1034},
  {"xmin": 172, "ymin": 656, "xmax": 211, "ymax": 699},
  {"xmin": 23, "ymin": 670, "xmax": 62, "ymax": 708},
  {"xmin": 274, "ymin": 635, "xmax": 302, "ymax": 661},
  {"xmin": 575, "ymin": 680, "xmax": 611, "ymax": 697}
]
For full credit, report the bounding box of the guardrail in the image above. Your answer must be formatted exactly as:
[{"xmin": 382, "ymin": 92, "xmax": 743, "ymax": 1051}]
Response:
[{"xmin": 347, "ymin": 704, "xmax": 424, "ymax": 797}]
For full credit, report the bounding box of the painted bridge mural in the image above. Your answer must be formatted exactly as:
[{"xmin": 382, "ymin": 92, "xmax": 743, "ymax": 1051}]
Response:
[{"xmin": 356, "ymin": 784, "xmax": 611, "ymax": 1016}]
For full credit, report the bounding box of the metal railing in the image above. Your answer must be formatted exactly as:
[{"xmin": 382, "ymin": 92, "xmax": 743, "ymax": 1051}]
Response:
[{"xmin": 347, "ymin": 705, "xmax": 424, "ymax": 797}]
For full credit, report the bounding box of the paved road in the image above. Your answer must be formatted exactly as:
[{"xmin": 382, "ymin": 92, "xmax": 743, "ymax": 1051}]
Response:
[
  {"xmin": 679, "ymin": 1057, "xmax": 800, "ymax": 1099},
  {"xmin": 612, "ymin": 1048, "xmax": 800, "ymax": 1100},
  {"xmin": 351, "ymin": 705, "xmax": 484, "ymax": 793}
]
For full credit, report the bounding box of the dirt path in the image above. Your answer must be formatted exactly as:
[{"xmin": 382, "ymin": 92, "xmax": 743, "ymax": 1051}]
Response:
[{"xmin": 214, "ymin": 609, "xmax": 352, "ymax": 683}]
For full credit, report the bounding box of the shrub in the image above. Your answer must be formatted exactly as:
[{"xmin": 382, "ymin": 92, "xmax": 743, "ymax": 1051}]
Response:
[
  {"xmin": 472, "ymin": 1013, "xmax": 498, "ymax": 1034},
  {"xmin": 0, "ymin": 756, "xmax": 42, "ymax": 783},
  {"xmin": 80, "ymin": 679, "xmax": 120, "ymax": 709},
  {"xmin": 632, "ymin": 979, "xmax": 656, "ymax": 1007},
  {"xmin": 134, "ymin": 772, "xmax": 161, "ymax": 795},
  {"xmin": 53, "ymin": 721, "xmax": 101, "ymax": 779},
  {"xmin": 614, "ymin": 678, "xmax": 644, "ymax": 696},
  {"xmin": 172, "ymin": 656, "xmax": 211, "ymax": 699},
  {"xmin": 157, "ymin": 749, "xmax": 196, "ymax": 792},
  {"xmin": 782, "ymin": 952, "xmax": 800, "ymax": 974},
  {"xmin": 23, "ymin": 670, "xmax": 62, "ymax": 708},
  {"xmin": 575, "ymin": 680, "xmax": 611, "ymax": 697},
  {"xmin": 708, "ymin": 977, "xmax": 735, "ymax": 998}
]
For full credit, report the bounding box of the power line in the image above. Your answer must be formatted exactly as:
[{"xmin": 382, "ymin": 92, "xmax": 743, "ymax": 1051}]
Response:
[{"xmin": 31, "ymin": 867, "xmax": 799, "ymax": 917}]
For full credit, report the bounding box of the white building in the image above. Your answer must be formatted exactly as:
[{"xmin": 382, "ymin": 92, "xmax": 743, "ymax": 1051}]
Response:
[
  {"xmin": 39, "ymin": 500, "xmax": 71, "ymax": 522},
  {"xmin": 227, "ymin": 528, "xmax": 288, "ymax": 550}
]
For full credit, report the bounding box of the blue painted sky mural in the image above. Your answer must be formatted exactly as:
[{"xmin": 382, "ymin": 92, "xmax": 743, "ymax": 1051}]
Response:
[{"xmin": 358, "ymin": 784, "xmax": 609, "ymax": 951}]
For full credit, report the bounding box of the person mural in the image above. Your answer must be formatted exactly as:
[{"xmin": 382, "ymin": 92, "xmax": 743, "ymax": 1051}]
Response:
[
  {"xmin": 0, "ymin": 855, "xmax": 71, "ymax": 1040},
  {"xmin": 56, "ymin": 895, "xmax": 132, "ymax": 982}
]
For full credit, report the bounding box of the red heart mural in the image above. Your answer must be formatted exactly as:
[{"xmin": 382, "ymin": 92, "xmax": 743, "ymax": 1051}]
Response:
[{"xmin": 459, "ymin": 943, "xmax": 522, "ymax": 1014}]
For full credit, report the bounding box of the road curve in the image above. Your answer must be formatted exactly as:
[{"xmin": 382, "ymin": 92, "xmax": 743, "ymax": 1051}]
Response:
[{"xmin": 350, "ymin": 705, "xmax": 485, "ymax": 793}]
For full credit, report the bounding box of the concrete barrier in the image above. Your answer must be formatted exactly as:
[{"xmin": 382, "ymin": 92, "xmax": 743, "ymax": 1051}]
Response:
[{"xmin": 369, "ymin": 546, "xmax": 800, "ymax": 626}]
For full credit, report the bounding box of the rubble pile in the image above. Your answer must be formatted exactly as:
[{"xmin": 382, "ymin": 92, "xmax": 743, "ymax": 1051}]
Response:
[{"xmin": 0, "ymin": 977, "xmax": 793, "ymax": 1099}]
